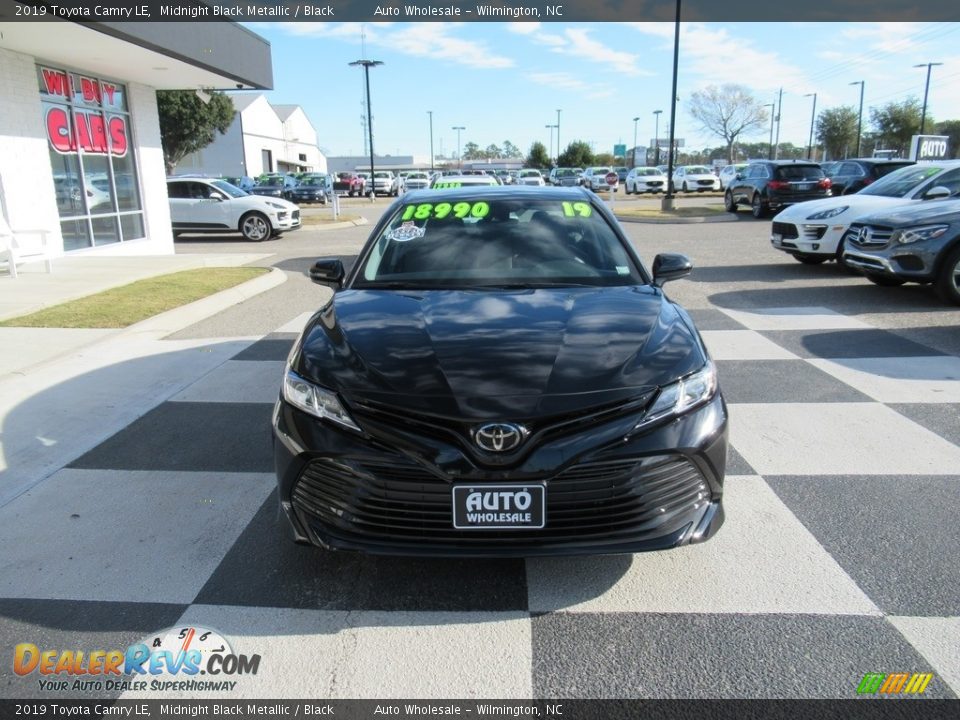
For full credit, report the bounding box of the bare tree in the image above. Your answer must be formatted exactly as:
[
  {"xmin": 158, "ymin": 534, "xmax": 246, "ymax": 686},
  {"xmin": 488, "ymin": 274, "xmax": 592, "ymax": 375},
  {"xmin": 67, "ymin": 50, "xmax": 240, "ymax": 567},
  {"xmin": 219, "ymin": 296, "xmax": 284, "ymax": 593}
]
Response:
[{"xmin": 688, "ymin": 84, "xmax": 768, "ymax": 163}]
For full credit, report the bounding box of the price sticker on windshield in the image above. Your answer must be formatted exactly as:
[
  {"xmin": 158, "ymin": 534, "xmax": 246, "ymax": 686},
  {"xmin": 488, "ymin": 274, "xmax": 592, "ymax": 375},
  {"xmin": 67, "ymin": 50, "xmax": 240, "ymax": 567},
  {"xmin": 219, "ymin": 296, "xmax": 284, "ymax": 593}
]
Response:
[
  {"xmin": 400, "ymin": 202, "xmax": 490, "ymax": 221},
  {"xmin": 561, "ymin": 201, "xmax": 593, "ymax": 217}
]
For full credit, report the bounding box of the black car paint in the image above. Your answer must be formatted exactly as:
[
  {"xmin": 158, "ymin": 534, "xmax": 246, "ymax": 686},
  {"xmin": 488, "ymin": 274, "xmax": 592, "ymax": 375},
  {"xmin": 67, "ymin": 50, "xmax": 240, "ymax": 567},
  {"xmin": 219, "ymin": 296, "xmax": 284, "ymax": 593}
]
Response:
[{"xmin": 273, "ymin": 187, "xmax": 727, "ymax": 555}]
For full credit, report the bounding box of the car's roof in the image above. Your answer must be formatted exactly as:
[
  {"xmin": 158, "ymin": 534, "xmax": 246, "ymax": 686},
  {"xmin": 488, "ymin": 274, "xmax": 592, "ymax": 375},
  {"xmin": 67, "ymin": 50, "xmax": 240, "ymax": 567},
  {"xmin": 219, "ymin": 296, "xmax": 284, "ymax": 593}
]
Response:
[{"xmin": 751, "ymin": 159, "xmax": 821, "ymax": 166}]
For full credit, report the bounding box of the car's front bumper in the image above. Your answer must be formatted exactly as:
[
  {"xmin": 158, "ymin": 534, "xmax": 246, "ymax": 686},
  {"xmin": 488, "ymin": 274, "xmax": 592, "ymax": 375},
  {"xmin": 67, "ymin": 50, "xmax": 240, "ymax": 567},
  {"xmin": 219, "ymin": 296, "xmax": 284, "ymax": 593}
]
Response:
[
  {"xmin": 272, "ymin": 393, "xmax": 727, "ymax": 557},
  {"xmin": 770, "ymin": 220, "xmax": 847, "ymax": 257}
]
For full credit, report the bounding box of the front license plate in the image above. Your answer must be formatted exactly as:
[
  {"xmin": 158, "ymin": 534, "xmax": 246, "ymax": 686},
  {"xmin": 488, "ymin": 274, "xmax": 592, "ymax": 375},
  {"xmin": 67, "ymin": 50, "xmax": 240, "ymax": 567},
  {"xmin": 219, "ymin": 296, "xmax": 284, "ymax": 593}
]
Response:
[{"xmin": 452, "ymin": 484, "xmax": 545, "ymax": 530}]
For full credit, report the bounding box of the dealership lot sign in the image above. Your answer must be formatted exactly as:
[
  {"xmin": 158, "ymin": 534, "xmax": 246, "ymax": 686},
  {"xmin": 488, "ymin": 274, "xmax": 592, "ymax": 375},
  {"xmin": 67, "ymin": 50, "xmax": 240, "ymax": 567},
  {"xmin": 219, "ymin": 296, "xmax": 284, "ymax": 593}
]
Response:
[{"xmin": 910, "ymin": 135, "xmax": 950, "ymax": 161}]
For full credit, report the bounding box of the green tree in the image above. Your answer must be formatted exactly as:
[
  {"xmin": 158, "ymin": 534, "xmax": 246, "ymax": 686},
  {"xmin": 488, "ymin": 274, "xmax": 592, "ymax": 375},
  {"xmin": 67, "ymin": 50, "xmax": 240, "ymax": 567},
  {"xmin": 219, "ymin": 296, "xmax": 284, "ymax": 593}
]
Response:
[
  {"xmin": 157, "ymin": 90, "xmax": 236, "ymax": 174},
  {"xmin": 557, "ymin": 140, "xmax": 593, "ymax": 168},
  {"xmin": 936, "ymin": 120, "xmax": 960, "ymax": 159},
  {"xmin": 462, "ymin": 141, "xmax": 481, "ymax": 160},
  {"xmin": 870, "ymin": 98, "xmax": 924, "ymax": 156},
  {"xmin": 501, "ymin": 140, "xmax": 521, "ymax": 159},
  {"xmin": 485, "ymin": 143, "xmax": 502, "ymax": 159},
  {"xmin": 526, "ymin": 141, "xmax": 551, "ymax": 169},
  {"xmin": 687, "ymin": 84, "xmax": 768, "ymax": 163},
  {"xmin": 593, "ymin": 152, "xmax": 616, "ymax": 166},
  {"xmin": 816, "ymin": 106, "xmax": 859, "ymax": 159}
]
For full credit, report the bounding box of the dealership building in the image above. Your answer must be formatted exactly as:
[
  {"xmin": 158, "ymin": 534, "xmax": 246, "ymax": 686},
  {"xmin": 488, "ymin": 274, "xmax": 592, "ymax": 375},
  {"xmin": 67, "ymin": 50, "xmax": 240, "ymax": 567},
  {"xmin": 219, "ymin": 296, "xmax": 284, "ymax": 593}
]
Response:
[{"xmin": 0, "ymin": 20, "xmax": 272, "ymax": 258}]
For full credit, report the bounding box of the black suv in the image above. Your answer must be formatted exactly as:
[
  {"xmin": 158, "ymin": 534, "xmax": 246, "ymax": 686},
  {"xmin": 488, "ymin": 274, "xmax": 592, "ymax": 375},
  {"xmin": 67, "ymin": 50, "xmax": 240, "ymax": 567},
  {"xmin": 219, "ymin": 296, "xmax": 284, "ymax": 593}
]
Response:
[
  {"xmin": 842, "ymin": 199, "xmax": 960, "ymax": 304},
  {"xmin": 825, "ymin": 159, "xmax": 915, "ymax": 195},
  {"xmin": 724, "ymin": 160, "xmax": 831, "ymax": 218}
]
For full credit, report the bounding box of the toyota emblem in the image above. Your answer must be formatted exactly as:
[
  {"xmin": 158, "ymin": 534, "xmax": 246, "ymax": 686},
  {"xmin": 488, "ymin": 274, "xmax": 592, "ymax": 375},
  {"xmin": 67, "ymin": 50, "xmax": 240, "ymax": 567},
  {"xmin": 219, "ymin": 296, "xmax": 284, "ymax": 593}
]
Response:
[{"xmin": 474, "ymin": 423, "xmax": 528, "ymax": 453}]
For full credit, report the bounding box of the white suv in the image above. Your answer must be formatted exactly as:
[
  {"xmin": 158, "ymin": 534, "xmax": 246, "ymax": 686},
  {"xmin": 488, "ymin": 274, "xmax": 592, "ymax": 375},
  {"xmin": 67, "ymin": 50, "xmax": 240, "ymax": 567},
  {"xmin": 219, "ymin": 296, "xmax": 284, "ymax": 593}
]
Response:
[{"xmin": 167, "ymin": 177, "xmax": 300, "ymax": 241}]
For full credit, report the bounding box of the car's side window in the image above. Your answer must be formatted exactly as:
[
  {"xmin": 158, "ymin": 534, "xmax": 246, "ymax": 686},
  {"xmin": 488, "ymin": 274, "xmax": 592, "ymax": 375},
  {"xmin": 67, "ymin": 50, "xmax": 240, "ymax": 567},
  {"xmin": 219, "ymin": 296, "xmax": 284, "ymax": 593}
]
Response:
[
  {"xmin": 167, "ymin": 182, "xmax": 188, "ymax": 199},
  {"xmin": 921, "ymin": 168, "xmax": 960, "ymax": 196}
]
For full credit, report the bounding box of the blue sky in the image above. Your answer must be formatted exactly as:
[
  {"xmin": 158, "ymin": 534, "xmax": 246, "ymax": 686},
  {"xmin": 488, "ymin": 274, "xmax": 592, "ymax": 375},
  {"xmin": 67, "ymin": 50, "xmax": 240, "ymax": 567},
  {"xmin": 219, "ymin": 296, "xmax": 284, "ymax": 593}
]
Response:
[{"xmin": 245, "ymin": 21, "xmax": 960, "ymax": 160}]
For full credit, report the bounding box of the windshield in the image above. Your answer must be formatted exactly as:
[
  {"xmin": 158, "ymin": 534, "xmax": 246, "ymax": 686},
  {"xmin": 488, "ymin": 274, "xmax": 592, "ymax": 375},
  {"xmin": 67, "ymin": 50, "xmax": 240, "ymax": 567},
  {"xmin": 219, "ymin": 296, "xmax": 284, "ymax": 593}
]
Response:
[
  {"xmin": 637, "ymin": 168, "xmax": 660, "ymax": 176},
  {"xmin": 520, "ymin": 170, "xmax": 541, "ymax": 177},
  {"xmin": 260, "ymin": 178, "xmax": 283, "ymax": 187},
  {"xmin": 300, "ymin": 177, "xmax": 327, "ymax": 186},
  {"xmin": 686, "ymin": 167, "xmax": 711, "ymax": 175},
  {"xmin": 354, "ymin": 197, "xmax": 642, "ymax": 289},
  {"xmin": 211, "ymin": 180, "xmax": 248, "ymax": 198},
  {"xmin": 557, "ymin": 169, "xmax": 576, "ymax": 177},
  {"xmin": 859, "ymin": 164, "xmax": 945, "ymax": 198}
]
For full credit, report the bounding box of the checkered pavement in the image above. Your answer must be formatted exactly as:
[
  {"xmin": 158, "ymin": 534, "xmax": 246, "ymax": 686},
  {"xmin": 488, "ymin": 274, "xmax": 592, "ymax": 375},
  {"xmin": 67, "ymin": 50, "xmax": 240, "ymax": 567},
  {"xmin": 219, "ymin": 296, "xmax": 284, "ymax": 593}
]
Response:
[{"xmin": 1, "ymin": 306, "xmax": 958, "ymax": 700}]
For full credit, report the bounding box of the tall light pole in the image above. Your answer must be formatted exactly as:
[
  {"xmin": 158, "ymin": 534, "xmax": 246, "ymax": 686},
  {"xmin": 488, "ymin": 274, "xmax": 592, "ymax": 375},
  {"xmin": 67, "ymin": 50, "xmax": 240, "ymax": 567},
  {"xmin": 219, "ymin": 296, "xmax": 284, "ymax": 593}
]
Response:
[
  {"xmin": 556, "ymin": 109, "xmax": 562, "ymax": 161},
  {"xmin": 545, "ymin": 124, "xmax": 557, "ymax": 164},
  {"xmin": 653, "ymin": 109, "xmax": 663, "ymax": 165},
  {"xmin": 349, "ymin": 59, "xmax": 383, "ymax": 196},
  {"xmin": 662, "ymin": 0, "xmax": 680, "ymax": 211},
  {"xmin": 764, "ymin": 103, "xmax": 775, "ymax": 160},
  {"xmin": 850, "ymin": 80, "xmax": 864, "ymax": 157},
  {"xmin": 427, "ymin": 110, "xmax": 434, "ymax": 172},
  {"xmin": 452, "ymin": 126, "xmax": 465, "ymax": 169},
  {"xmin": 914, "ymin": 62, "xmax": 943, "ymax": 134},
  {"xmin": 632, "ymin": 116, "xmax": 640, "ymax": 167},
  {"xmin": 804, "ymin": 92, "xmax": 817, "ymax": 160}
]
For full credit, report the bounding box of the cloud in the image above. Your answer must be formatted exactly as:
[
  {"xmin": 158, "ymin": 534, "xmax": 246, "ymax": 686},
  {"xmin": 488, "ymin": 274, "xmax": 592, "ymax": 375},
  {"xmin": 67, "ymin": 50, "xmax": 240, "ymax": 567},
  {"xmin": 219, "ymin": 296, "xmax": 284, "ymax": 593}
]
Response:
[
  {"xmin": 507, "ymin": 22, "xmax": 541, "ymax": 35},
  {"xmin": 525, "ymin": 72, "xmax": 616, "ymax": 99},
  {"xmin": 522, "ymin": 27, "xmax": 653, "ymax": 76},
  {"xmin": 267, "ymin": 22, "xmax": 514, "ymax": 70}
]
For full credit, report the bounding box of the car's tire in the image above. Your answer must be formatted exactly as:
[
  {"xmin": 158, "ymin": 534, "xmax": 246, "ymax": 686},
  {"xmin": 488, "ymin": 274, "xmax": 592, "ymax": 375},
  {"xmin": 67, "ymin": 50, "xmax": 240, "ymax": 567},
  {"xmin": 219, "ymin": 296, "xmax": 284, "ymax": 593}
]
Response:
[
  {"xmin": 724, "ymin": 191, "xmax": 737, "ymax": 213},
  {"xmin": 834, "ymin": 239, "xmax": 861, "ymax": 275},
  {"xmin": 864, "ymin": 273, "xmax": 906, "ymax": 287},
  {"xmin": 795, "ymin": 254, "xmax": 827, "ymax": 265},
  {"xmin": 239, "ymin": 212, "xmax": 272, "ymax": 242},
  {"xmin": 624, "ymin": 183, "xmax": 632, "ymax": 195},
  {"xmin": 682, "ymin": 182, "xmax": 689, "ymax": 192},
  {"xmin": 751, "ymin": 193, "xmax": 767, "ymax": 219},
  {"xmin": 934, "ymin": 244, "xmax": 960, "ymax": 305}
]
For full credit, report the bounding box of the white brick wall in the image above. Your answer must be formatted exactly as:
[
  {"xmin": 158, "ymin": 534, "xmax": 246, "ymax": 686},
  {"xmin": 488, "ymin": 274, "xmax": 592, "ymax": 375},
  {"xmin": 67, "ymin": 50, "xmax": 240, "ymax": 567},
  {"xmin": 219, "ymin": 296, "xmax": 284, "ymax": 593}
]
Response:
[{"xmin": 0, "ymin": 48, "xmax": 174, "ymax": 257}]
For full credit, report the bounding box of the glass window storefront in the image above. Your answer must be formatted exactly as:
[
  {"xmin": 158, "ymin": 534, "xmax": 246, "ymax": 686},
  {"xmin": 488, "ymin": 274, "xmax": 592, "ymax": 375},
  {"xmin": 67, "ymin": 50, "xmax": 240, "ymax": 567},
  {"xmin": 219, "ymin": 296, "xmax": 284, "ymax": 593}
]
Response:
[{"xmin": 38, "ymin": 65, "xmax": 144, "ymax": 251}]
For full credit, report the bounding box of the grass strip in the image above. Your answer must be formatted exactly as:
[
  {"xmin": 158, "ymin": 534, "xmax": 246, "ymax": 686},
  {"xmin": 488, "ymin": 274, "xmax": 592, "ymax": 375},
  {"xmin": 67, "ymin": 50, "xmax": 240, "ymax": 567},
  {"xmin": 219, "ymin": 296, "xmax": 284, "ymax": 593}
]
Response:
[{"xmin": 0, "ymin": 267, "xmax": 269, "ymax": 328}]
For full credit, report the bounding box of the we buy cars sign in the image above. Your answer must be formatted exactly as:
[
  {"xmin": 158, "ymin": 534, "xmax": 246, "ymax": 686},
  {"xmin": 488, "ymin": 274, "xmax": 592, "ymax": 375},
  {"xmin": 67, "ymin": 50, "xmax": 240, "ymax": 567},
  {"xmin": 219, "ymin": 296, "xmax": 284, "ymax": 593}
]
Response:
[{"xmin": 41, "ymin": 67, "xmax": 128, "ymax": 157}]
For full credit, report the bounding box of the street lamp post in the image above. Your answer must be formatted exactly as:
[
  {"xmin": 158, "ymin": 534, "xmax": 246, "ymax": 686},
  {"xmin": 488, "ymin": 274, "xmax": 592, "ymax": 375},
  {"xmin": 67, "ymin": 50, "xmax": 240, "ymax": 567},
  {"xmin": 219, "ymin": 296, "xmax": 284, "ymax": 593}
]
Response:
[
  {"xmin": 764, "ymin": 103, "xmax": 775, "ymax": 160},
  {"xmin": 914, "ymin": 62, "xmax": 943, "ymax": 135},
  {"xmin": 850, "ymin": 80, "xmax": 864, "ymax": 158},
  {"xmin": 428, "ymin": 110, "xmax": 434, "ymax": 172},
  {"xmin": 653, "ymin": 109, "xmax": 662, "ymax": 165},
  {"xmin": 804, "ymin": 92, "xmax": 817, "ymax": 160},
  {"xmin": 632, "ymin": 116, "xmax": 639, "ymax": 167},
  {"xmin": 349, "ymin": 59, "xmax": 383, "ymax": 198},
  {"xmin": 452, "ymin": 126, "xmax": 465, "ymax": 169},
  {"xmin": 556, "ymin": 109, "xmax": 562, "ymax": 161},
  {"xmin": 545, "ymin": 125, "xmax": 557, "ymax": 164}
]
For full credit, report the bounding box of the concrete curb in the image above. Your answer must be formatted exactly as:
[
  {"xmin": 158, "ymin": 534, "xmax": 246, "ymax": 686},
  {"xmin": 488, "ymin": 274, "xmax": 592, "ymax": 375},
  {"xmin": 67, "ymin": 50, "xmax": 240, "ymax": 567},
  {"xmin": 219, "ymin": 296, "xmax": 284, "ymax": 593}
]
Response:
[
  {"xmin": 120, "ymin": 265, "xmax": 288, "ymax": 338},
  {"xmin": 300, "ymin": 215, "xmax": 369, "ymax": 231}
]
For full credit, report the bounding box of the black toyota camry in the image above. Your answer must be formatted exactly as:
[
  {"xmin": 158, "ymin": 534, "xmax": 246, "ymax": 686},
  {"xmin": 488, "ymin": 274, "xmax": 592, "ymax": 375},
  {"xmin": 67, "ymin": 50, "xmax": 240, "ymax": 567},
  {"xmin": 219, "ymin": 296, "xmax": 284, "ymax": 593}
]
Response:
[{"xmin": 272, "ymin": 186, "xmax": 727, "ymax": 556}]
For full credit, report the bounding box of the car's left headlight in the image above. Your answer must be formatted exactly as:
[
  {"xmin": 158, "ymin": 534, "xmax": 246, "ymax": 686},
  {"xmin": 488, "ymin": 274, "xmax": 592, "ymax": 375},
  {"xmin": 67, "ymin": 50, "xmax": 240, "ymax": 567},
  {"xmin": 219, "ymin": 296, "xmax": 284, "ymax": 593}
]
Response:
[
  {"xmin": 891, "ymin": 224, "xmax": 950, "ymax": 245},
  {"xmin": 806, "ymin": 206, "xmax": 849, "ymax": 220},
  {"xmin": 635, "ymin": 362, "xmax": 717, "ymax": 429},
  {"xmin": 266, "ymin": 201, "xmax": 286, "ymax": 210},
  {"xmin": 282, "ymin": 369, "xmax": 361, "ymax": 432}
]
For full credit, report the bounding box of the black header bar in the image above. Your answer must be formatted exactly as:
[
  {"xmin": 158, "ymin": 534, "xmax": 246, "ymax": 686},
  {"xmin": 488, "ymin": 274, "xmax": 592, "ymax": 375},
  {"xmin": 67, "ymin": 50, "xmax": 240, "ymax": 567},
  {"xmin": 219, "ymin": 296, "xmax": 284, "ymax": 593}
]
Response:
[{"xmin": 1, "ymin": 0, "xmax": 959, "ymax": 23}]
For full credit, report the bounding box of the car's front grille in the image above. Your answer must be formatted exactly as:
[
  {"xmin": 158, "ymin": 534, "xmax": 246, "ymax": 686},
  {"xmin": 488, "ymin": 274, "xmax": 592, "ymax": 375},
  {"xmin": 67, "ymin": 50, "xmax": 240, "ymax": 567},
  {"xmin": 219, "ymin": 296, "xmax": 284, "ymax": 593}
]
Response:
[
  {"xmin": 772, "ymin": 221, "xmax": 799, "ymax": 239},
  {"xmin": 848, "ymin": 223, "xmax": 893, "ymax": 248},
  {"xmin": 697, "ymin": 180, "xmax": 714, "ymax": 186},
  {"xmin": 292, "ymin": 454, "xmax": 709, "ymax": 547}
]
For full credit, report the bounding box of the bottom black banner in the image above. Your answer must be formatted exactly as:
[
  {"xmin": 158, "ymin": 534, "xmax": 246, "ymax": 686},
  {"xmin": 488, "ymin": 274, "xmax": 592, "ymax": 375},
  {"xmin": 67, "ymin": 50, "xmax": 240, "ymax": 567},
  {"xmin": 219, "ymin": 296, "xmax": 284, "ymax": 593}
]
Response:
[{"xmin": 2, "ymin": 700, "xmax": 959, "ymax": 720}]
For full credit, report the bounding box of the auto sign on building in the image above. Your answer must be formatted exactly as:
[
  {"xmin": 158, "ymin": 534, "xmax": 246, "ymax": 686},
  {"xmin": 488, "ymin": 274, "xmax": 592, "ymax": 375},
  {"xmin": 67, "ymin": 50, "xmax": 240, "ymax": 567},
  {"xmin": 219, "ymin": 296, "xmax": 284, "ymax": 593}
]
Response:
[{"xmin": 910, "ymin": 135, "xmax": 950, "ymax": 161}]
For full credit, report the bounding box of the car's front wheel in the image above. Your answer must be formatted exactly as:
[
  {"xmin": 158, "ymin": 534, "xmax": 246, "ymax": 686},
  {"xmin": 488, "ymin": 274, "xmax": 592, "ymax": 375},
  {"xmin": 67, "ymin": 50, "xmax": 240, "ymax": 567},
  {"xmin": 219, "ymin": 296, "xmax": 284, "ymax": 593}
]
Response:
[
  {"xmin": 724, "ymin": 191, "xmax": 737, "ymax": 213},
  {"xmin": 682, "ymin": 182, "xmax": 688, "ymax": 192},
  {"xmin": 240, "ymin": 212, "xmax": 272, "ymax": 242},
  {"xmin": 934, "ymin": 244, "xmax": 960, "ymax": 305}
]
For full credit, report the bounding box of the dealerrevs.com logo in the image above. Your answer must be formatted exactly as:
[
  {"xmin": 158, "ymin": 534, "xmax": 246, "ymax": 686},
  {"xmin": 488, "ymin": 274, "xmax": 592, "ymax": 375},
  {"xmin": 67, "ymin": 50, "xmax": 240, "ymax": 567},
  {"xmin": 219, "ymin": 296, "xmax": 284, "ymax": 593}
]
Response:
[{"xmin": 13, "ymin": 626, "xmax": 260, "ymax": 693}]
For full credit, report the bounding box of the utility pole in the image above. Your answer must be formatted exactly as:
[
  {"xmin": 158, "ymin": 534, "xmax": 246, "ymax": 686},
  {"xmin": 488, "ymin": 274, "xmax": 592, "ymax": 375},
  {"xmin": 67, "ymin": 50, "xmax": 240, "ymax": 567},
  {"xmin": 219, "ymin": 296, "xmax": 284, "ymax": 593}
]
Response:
[
  {"xmin": 774, "ymin": 88, "xmax": 783, "ymax": 159},
  {"xmin": 765, "ymin": 103, "xmax": 775, "ymax": 160},
  {"xmin": 804, "ymin": 93, "xmax": 817, "ymax": 160}
]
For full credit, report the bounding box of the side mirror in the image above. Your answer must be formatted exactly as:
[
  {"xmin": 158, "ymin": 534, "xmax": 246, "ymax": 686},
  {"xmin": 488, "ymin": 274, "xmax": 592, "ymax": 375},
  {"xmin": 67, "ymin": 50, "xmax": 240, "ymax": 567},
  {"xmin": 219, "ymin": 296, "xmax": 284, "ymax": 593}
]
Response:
[
  {"xmin": 735, "ymin": 173, "xmax": 744, "ymax": 180},
  {"xmin": 209, "ymin": 192, "xmax": 225, "ymax": 201},
  {"xmin": 924, "ymin": 186, "xmax": 951, "ymax": 200},
  {"xmin": 310, "ymin": 258, "xmax": 345, "ymax": 287},
  {"xmin": 652, "ymin": 253, "xmax": 693, "ymax": 287}
]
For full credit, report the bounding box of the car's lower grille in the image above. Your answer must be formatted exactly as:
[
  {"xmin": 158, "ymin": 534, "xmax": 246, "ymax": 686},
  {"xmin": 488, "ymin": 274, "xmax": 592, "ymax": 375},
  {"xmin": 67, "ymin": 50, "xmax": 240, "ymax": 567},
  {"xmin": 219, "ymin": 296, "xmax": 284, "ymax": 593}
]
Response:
[
  {"xmin": 292, "ymin": 454, "xmax": 709, "ymax": 546},
  {"xmin": 801, "ymin": 224, "xmax": 828, "ymax": 240},
  {"xmin": 848, "ymin": 223, "xmax": 893, "ymax": 248},
  {"xmin": 772, "ymin": 221, "xmax": 799, "ymax": 239}
]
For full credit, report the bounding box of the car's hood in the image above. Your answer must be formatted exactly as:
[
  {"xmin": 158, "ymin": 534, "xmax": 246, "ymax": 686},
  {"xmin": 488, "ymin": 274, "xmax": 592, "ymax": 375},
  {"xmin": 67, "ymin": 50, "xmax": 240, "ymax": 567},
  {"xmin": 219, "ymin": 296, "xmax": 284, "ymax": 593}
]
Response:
[
  {"xmin": 251, "ymin": 187, "xmax": 284, "ymax": 195},
  {"xmin": 773, "ymin": 194, "xmax": 915, "ymax": 222},
  {"xmin": 248, "ymin": 196, "xmax": 297, "ymax": 211},
  {"xmin": 854, "ymin": 198, "xmax": 960, "ymax": 227},
  {"xmin": 294, "ymin": 286, "xmax": 705, "ymax": 420},
  {"xmin": 291, "ymin": 186, "xmax": 326, "ymax": 194},
  {"xmin": 683, "ymin": 174, "xmax": 716, "ymax": 181}
]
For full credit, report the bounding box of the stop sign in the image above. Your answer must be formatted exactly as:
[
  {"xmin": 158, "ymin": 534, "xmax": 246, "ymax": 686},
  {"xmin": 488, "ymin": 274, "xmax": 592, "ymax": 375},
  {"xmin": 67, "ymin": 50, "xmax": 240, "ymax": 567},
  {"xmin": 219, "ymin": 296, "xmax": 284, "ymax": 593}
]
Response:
[{"xmin": 605, "ymin": 171, "xmax": 619, "ymax": 186}]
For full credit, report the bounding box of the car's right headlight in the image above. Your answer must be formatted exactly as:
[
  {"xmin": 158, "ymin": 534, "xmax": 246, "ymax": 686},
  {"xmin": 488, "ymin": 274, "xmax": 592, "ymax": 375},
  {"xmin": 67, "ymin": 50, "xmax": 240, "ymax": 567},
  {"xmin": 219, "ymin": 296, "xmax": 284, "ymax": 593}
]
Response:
[
  {"xmin": 806, "ymin": 206, "xmax": 849, "ymax": 220},
  {"xmin": 282, "ymin": 369, "xmax": 360, "ymax": 432},
  {"xmin": 634, "ymin": 362, "xmax": 717, "ymax": 430}
]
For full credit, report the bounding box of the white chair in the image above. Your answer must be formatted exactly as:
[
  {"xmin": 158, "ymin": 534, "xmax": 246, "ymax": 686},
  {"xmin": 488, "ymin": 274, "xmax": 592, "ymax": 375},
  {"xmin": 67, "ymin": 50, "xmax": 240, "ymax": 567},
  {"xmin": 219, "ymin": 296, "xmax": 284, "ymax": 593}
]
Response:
[{"xmin": 0, "ymin": 213, "xmax": 53, "ymax": 279}]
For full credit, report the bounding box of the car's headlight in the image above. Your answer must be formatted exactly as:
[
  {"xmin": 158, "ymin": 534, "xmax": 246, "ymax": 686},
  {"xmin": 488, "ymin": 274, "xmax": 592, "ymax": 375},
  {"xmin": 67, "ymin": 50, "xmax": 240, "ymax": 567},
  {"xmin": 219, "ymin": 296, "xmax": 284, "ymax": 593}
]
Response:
[
  {"xmin": 266, "ymin": 201, "xmax": 286, "ymax": 210},
  {"xmin": 635, "ymin": 362, "xmax": 717, "ymax": 429},
  {"xmin": 806, "ymin": 206, "xmax": 849, "ymax": 220},
  {"xmin": 282, "ymin": 369, "xmax": 360, "ymax": 432},
  {"xmin": 891, "ymin": 224, "xmax": 950, "ymax": 245}
]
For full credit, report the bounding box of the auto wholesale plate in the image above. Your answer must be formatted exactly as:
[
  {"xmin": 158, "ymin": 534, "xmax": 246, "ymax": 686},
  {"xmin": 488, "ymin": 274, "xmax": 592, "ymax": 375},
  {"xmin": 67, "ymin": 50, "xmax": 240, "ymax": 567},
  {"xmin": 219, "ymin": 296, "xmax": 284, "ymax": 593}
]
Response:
[{"xmin": 452, "ymin": 484, "xmax": 546, "ymax": 530}]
